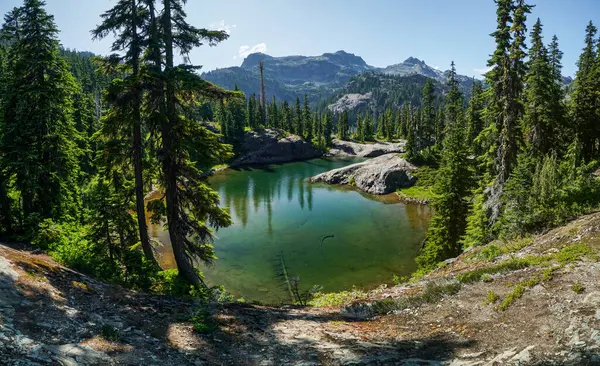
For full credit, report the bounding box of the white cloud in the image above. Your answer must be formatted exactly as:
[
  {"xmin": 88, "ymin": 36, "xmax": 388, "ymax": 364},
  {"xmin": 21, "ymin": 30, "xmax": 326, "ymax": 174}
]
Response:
[
  {"xmin": 474, "ymin": 66, "xmax": 494, "ymax": 76},
  {"xmin": 209, "ymin": 20, "xmax": 236, "ymax": 35},
  {"xmin": 235, "ymin": 43, "xmax": 268, "ymax": 60},
  {"xmin": 433, "ymin": 65, "xmax": 440, "ymax": 70}
]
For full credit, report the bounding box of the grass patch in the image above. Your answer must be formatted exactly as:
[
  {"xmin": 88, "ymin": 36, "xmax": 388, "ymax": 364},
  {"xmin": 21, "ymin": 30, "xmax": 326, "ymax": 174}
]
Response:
[
  {"xmin": 368, "ymin": 281, "xmax": 461, "ymax": 315},
  {"xmin": 572, "ymin": 282, "xmax": 585, "ymax": 294},
  {"xmin": 397, "ymin": 186, "xmax": 437, "ymax": 201},
  {"xmin": 495, "ymin": 243, "xmax": 594, "ymax": 311},
  {"xmin": 309, "ymin": 287, "xmax": 368, "ymax": 307},
  {"xmin": 484, "ymin": 290, "xmax": 499, "ymax": 305}
]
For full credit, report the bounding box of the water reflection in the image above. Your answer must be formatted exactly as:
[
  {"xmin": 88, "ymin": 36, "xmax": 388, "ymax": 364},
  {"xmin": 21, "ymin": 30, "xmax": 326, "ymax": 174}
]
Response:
[{"xmin": 150, "ymin": 158, "xmax": 432, "ymax": 303}]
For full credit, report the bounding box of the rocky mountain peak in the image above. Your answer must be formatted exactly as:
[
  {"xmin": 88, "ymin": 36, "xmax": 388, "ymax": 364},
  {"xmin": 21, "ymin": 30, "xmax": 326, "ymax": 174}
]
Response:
[{"xmin": 403, "ymin": 57, "xmax": 426, "ymax": 66}]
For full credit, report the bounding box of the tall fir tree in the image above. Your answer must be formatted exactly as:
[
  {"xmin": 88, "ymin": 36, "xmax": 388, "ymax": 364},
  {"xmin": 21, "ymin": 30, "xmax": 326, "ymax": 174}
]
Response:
[
  {"xmin": 147, "ymin": 0, "xmax": 235, "ymax": 285},
  {"xmin": 417, "ymin": 62, "xmax": 471, "ymax": 271},
  {"xmin": 2, "ymin": 0, "xmax": 81, "ymax": 234},
  {"xmin": 571, "ymin": 21, "xmax": 598, "ymax": 160},
  {"xmin": 92, "ymin": 0, "xmax": 157, "ymax": 264}
]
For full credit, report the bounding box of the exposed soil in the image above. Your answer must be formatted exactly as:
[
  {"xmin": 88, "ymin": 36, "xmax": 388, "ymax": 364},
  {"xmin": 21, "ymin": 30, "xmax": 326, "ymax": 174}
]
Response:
[{"xmin": 3, "ymin": 212, "xmax": 600, "ymax": 365}]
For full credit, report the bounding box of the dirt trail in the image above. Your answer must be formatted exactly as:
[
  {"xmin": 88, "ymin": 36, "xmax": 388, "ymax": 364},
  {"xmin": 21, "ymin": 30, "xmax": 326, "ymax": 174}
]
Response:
[{"xmin": 3, "ymin": 213, "xmax": 600, "ymax": 365}]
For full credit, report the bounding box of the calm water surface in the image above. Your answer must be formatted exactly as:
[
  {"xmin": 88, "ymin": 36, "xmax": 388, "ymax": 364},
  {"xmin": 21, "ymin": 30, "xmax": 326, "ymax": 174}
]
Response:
[{"xmin": 152, "ymin": 158, "xmax": 431, "ymax": 304}]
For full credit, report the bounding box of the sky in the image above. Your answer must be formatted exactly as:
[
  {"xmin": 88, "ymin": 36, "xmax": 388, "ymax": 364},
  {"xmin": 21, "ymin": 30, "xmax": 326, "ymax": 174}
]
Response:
[{"xmin": 1, "ymin": 0, "xmax": 600, "ymax": 77}]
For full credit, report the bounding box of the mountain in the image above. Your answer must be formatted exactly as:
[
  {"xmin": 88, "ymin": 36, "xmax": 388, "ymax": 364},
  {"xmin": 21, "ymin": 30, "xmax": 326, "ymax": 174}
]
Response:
[
  {"xmin": 202, "ymin": 51, "xmax": 475, "ymax": 107},
  {"xmin": 202, "ymin": 51, "xmax": 374, "ymax": 103}
]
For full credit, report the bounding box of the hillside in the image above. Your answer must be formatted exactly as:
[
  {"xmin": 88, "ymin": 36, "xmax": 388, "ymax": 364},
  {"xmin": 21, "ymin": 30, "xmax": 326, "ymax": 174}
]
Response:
[
  {"xmin": 202, "ymin": 51, "xmax": 474, "ymax": 106},
  {"xmin": 3, "ymin": 211, "xmax": 600, "ymax": 365}
]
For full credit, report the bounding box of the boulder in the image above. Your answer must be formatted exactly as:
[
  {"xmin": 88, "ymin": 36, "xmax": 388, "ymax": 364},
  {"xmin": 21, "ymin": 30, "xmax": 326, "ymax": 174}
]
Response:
[
  {"xmin": 310, "ymin": 153, "xmax": 416, "ymax": 194},
  {"xmin": 232, "ymin": 129, "xmax": 320, "ymax": 166},
  {"xmin": 327, "ymin": 139, "xmax": 405, "ymax": 158}
]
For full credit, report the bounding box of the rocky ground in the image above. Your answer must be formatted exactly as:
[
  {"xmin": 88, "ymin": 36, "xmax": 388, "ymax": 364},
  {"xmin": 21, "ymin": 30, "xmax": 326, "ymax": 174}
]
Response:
[
  {"xmin": 231, "ymin": 129, "xmax": 320, "ymax": 166},
  {"xmin": 310, "ymin": 153, "xmax": 416, "ymax": 194},
  {"xmin": 3, "ymin": 212, "xmax": 600, "ymax": 365},
  {"xmin": 326, "ymin": 139, "xmax": 405, "ymax": 158}
]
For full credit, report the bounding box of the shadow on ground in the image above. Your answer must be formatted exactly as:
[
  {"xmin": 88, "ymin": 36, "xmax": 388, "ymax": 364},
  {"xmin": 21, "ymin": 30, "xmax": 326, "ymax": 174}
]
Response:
[{"xmin": 0, "ymin": 243, "xmax": 475, "ymax": 365}]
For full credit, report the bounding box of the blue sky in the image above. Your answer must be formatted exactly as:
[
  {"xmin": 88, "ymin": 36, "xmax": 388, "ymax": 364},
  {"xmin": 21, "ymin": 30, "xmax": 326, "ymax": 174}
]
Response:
[{"xmin": 1, "ymin": 0, "xmax": 599, "ymax": 77}]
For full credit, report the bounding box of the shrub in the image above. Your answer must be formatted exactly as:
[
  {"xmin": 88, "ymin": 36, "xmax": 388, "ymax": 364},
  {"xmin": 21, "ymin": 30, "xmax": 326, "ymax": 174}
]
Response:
[
  {"xmin": 572, "ymin": 282, "xmax": 585, "ymax": 294},
  {"xmin": 484, "ymin": 290, "xmax": 499, "ymax": 305},
  {"xmin": 189, "ymin": 308, "xmax": 218, "ymax": 333},
  {"xmin": 480, "ymin": 244, "xmax": 501, "ymax": 261},
  {"xmin": 99, "ymin": 324, "xmax": 121, "ymax": 342}
]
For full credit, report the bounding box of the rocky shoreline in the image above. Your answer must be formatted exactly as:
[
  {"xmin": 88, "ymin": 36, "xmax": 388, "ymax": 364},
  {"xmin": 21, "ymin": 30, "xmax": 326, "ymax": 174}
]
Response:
[{"xmin": 310, "ymin": 153, "xmax": 416, "ymax": 195}]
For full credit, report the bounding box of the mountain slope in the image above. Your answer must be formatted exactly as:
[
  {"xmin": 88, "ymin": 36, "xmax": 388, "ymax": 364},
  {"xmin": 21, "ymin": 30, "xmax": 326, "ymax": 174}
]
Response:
[{"xmin": 202, "ymin": 51, "xmax": 474, "ymax": 105}]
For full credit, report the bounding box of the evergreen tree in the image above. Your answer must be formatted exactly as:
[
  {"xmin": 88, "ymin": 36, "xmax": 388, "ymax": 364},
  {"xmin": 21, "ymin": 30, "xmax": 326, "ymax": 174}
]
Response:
[
  {"xmin": 337, "ymin": 110, "xmax": 349, "ymax": 140},
  {"xmin": 269, "ymin": 96, "xmax": 279, "ymax": 129},
  {"xmin": 522, "ymin": 18, "xmax": 556, "ymax": 156},
  {"xmin": 2, "ymin": 0, "xmax": 81, "ymax": 234},
  {"xmin": 294, "ymin": 96, "xmax": 303, "ymax": 136},
  {"xmin": 417, "ymin": 62, "xmax": 471, "ymax": 271},
  {"xmin": 92, "ymin": 0, "xmax": 157, "ymax": 264},
  {"xmin": 146, "ymin": 0, "xmax": 235, "ymax": 285},
  {"xmin": 465, "ymin": 79, "xmax": 485, "ymax": 155},
  {"xmin": 571, "ymin": 21, "xmax": 598, "ymax": 160},
  {"xmin": 323, "ymin": 111, "xmax": 333, "ymax": 146},
  {"xmin": 247, "ymin": 94, "xmax": 257, "ymax": 130},
  {"xmin": 421, "ymin": 79, "xmax": 436, "ymax": 149},
  {"xmin": 303, "ymin": 94, "xmax": 313, "ymax": 141}
]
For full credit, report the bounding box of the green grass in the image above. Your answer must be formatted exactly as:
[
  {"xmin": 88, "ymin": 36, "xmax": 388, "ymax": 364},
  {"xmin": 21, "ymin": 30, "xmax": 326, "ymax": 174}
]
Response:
[
  {"xmin": 484, "ymin": 290, "xmax": 499, "ymax": 305},
  {"xmin": 308, "ymin": 287, "xmax": 368, "ymax": 307},
  {"xmin": 572, "ymin": 282, "xmax": 585, "ymax": 294},
  {"xmin": 397, "ymin": 186, "xmax": 437, "ymax": 201}
]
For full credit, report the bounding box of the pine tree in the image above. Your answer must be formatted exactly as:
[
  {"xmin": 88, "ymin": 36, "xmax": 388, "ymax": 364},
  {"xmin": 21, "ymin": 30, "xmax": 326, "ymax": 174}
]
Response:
[
  {"xmin": 571, "ymin": 21, "xmax": 598, "ymax": 160},
  {"xmin": 148, "ymin": 0, "xmax": 235, "ymax": 285},
  {"xmin": 465, "ymin": 78, "xmax": 485, "ymax": 155},
  {"xmin": 416, "ymin": 62, "xmax": 471, "ymax": 271},
  {"xmin": 303, "ymin": 94, "xmax": 313, "ymax": 141},
  {"xmin": 323, "ymin": 111, "xmax": 333, "ymax": 146},
  {"xmin": 269, "ymin": 96, "xmax": 279, "ymax": 129},
  {"xmin": 421, "ymin": 79, "xmax": 436, "ymax": 149},
  {"xmin": 2, "ymin": 0, "xmax": 81, "ymax": 234},
  {"xmin": 337, "ymin": 110, "xmax": 349, "ymax": 140},
  {"xmin": 294, "ymin": 96, "xmax": 303, "ymax": 136},
  {"xmin": 247, "ymin": 94, "xmax": 257, "ymax": 130},
  {"xmin": 522, "ymin": 18, "xmax": 556, "ymax": 156},
  {"xmin": 92, "ymin": 0, "xmax": 157, "ymax": 264}
]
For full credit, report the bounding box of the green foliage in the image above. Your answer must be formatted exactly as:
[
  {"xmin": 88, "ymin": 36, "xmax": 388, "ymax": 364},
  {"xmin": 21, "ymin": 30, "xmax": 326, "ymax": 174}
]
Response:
[
  {"xmin": 480, "ymin": 244, "xmax": 501, "ymax": 261},
  {"xmin": 309, "ymin": 287, "xmax": 368, "ymax": 307},
  {"xmin": 572, "ymin": 282, "xmax": 585, "ymax": 294},
  {"xmin": 416, "ymin": 62, "xmax": 472, "ymax": 272},
  {"xmin": 189, "ymin": 308, "xmax": 218, "ymax": 333},
  {"xmin": 99, "ymin": 324, "xmax": 121, "ymax": 342},
  {"xmin": 484, "ymin": 290, "xmax": 499, "ymax": 305}
]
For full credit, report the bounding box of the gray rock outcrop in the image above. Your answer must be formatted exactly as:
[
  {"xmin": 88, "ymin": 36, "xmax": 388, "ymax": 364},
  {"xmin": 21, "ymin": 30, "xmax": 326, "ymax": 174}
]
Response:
[
  {"xmin": 310, "ymin": 153, "xmax": 416, "ymax": 194},
  {"xmin": 232, "ymin": 129, "xmax": 320, "ymax": 166},
  {"xmin": 327, "ymin": 139, "xmax": 405, "ymax": 158}
]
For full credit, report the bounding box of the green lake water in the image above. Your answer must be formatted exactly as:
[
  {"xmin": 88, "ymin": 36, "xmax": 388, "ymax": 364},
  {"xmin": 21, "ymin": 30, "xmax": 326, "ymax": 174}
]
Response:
[{"xmin": 152, "ymin": 157, "xmax": 431, "ymax": 304}]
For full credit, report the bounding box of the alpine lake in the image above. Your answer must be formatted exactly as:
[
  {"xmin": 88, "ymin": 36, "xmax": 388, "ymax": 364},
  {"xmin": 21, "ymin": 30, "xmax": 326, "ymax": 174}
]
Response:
[{"xmin": 151, "ymin": 157, "xmax": 431, "ymax": 304}]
